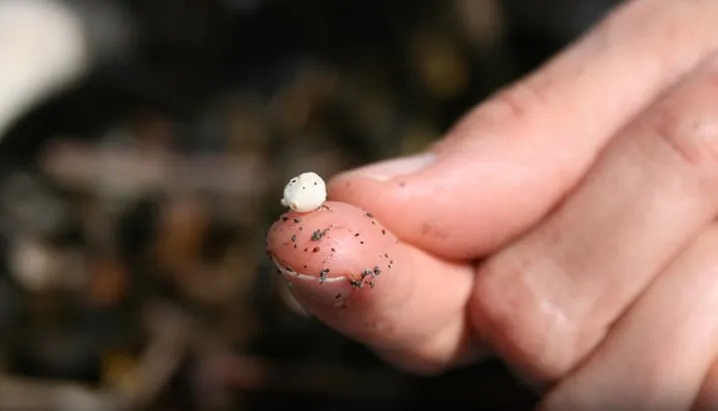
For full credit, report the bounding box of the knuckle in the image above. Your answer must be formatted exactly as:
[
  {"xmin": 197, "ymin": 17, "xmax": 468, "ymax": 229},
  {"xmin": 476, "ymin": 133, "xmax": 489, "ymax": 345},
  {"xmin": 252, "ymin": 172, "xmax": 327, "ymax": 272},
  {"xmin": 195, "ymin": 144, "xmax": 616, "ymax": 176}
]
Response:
[
  {"xmin": 650, "ymin": 95, "xmax": 718, "ymax": 170},
  {"xmin": 468, "ymin": 249, "xmax": 576, "ymax": 383},
  {"xmin": 482, "ymin": 80, "xmax": 548, "ymax": 125},
  {"xmin": 436, "ymin": 78, "xmax": 549, "ymax": 151}
]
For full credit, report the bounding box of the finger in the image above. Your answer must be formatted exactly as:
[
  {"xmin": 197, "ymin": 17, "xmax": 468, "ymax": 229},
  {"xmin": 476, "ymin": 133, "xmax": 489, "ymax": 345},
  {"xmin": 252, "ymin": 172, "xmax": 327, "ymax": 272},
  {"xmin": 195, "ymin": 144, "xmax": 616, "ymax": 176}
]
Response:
[
  {"xmin": 266, "ymin": 201, "xmax": 480, "ymax": 374},
  {"xmin": 693, "ymin": 359, "xmax": 718, "ymax": 411},
  {"xmin": 539, "ymin": 226, "xmax": 718, "ymax": 411},
  {"xmin": 329, "ymin": 0, "xmax": 718, "ymax": 260},
  {"xmin": 469, "ymin": 53, "xmax": 718, "ymax": 384}
]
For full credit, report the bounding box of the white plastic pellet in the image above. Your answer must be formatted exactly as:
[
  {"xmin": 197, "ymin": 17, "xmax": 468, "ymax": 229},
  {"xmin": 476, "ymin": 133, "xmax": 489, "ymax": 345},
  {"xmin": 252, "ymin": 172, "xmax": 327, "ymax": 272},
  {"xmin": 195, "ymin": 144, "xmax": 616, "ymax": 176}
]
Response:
[{"xmin": 281, "ymin": 172, "xmax": 326, "ymax": 213}]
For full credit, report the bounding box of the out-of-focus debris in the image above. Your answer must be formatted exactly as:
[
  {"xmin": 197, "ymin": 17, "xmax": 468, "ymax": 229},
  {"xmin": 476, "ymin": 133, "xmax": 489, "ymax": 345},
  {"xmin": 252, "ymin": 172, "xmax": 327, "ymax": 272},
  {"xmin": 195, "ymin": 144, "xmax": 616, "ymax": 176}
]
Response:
[
  {"xmin": 115, "ymin": 303, "xmax": 193, "ymax": 410},
  {"xmin": 40, "ymin": 141, "xmax": 273, "ymax": 199},
  {"xmin": 0, "ymin": 374, "xmax": 120, "ymax": 411}
]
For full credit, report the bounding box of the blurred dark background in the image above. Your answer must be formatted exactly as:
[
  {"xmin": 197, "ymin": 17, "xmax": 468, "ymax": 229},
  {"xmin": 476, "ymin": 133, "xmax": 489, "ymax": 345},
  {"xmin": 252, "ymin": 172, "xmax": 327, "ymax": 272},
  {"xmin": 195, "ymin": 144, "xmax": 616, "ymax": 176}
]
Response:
[{"xmin": 0, "ymin": 1, "xmax": 620, "ymax": 410}]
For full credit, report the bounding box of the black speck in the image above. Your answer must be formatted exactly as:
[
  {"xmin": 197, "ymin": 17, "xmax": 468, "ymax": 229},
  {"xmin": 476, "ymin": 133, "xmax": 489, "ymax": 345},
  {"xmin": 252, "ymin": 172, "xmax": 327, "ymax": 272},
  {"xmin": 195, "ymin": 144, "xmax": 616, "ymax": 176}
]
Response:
[
  {"xmin": 304, "ymin": 247, "xmax": 308, "ymax": 252},
  {"xmin": 291, "ymin": 234, "xmax": 296, "ymax": 242},
  {"xmin": 294, "ymin": 218, "xmax": 301, "ymax": 223},
  {"xmin": 383, "ymin": 253, "xmax": 389, "ymax": 258},
  {"xmin": 299, "ymin": 226, "xmax": 303, "ymax": 231},
  {"xmin": 302, "ymin": 186, "xmax": 306, "ymax": 190},
  {"xmin": 281, "ymin": 216, "xmax": 289, "ymax": 222},
  {"xmin": 360, "ymin": 241, "xmax": 364, "ymax": 244},
  {"xmin": 303, "ymin": 265, "xmax": 307, "ymax": 269},
  {"xmin": 335, "ymin": 293, "xmax": 342, "ymax": 300},
  {"xmin": 331, "ymin": 247, "xmax": 336, "ymax": 252},
  {"xmin": 319, "ymin": 269, "xmax": 330, "ymax": 283},
  {"xmin": 354, "ymin": 233, "xmax": 360, "ymax": 237},
  {"xmin": 311, "ymin": 227, "xmax": 331, "ymax": 241},
  {"xmin": 373, "ymin": 266, "xmax": 381, "ymax": 276},
  {"xmin": 312, "ymin": 247, "xmax": 320, "ymax": 253},
  {"xmin": 371, "ymin": 220, "xmax": 376, "ymax": 225},
  {"xmin": 314, "ymin": 181, "xmax": 318, "ymax": 185},
  {"xmin": 381, "ymin": 229, "xmax": 386, "ymax": 235},
  {"xmin": 365, "ymin": 212, "xmax": 373, "ymax": 218},
  {"xmin": 293, "ymin": 244, "xmax": 297, "ymax": 249}
]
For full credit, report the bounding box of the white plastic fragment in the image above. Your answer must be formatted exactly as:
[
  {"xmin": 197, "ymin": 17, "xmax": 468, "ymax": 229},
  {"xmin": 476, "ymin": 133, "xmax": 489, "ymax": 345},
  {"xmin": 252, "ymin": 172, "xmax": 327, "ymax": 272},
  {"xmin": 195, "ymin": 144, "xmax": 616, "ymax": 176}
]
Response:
[{"xmin": 281, "ymin": 172, "xmax": 326, "ymax": 213}]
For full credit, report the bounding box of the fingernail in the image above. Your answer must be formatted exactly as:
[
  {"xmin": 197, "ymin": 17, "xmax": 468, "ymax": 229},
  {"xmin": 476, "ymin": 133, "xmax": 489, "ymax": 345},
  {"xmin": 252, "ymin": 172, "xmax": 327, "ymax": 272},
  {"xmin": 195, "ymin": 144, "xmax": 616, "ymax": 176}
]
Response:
[
  {"xmin": 339, "ymin": 153, "xmax": 436, "ymax": 182},
  {"xmin": 285, "ymin": 275, "xmax": 356, "ymax": 307},
  {"xmin": 272, "ymin": 256, "xmax": 357, "ymax": 307}
]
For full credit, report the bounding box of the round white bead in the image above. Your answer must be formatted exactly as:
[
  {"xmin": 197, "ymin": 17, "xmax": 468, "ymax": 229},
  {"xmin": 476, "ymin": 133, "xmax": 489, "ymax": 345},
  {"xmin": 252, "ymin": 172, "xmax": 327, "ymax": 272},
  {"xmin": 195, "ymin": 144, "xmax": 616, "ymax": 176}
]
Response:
[{"xmin": 281, "ymin": 172, "xmax": 326, "ymax": 212}]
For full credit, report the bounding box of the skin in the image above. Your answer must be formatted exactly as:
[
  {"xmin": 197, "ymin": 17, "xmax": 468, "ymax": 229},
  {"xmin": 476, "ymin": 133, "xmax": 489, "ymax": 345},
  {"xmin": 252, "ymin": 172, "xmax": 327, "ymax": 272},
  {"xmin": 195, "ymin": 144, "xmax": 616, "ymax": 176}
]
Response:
[{"xmin": 266, "ymin": 0, "xmax": 718, "ymax": 409}]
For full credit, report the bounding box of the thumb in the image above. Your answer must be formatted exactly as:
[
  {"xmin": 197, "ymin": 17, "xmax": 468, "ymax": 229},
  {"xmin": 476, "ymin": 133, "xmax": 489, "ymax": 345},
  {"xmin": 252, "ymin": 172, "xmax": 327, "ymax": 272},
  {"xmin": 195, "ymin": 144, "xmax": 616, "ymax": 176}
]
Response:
[{"xmin": 328, "ymin": 0, "xmax": 718, "ymax": 260}]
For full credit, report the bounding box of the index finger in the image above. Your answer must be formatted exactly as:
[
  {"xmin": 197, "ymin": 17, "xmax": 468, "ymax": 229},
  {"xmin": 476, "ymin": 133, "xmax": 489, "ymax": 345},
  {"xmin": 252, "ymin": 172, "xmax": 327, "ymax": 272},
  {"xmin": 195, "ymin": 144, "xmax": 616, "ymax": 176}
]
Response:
[{"xmin": 330, "ymin": 0, "xmax": 718, "ymax": 260}]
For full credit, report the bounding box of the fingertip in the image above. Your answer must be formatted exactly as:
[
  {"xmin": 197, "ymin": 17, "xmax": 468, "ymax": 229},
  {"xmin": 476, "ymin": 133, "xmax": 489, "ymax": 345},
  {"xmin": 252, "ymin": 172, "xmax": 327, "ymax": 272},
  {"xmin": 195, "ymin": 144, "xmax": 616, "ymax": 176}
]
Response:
[{"xmin": 266, "ymin": 201, "xmax": 399, "ymax": 307}]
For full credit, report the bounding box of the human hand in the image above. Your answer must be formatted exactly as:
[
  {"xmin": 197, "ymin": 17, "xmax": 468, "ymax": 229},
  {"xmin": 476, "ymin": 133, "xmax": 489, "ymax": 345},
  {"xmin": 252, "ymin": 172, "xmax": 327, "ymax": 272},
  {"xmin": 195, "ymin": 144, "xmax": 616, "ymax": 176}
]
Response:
[{"xmin": 267, "ymin": 1, "xmax": 718, "ymax": 409}]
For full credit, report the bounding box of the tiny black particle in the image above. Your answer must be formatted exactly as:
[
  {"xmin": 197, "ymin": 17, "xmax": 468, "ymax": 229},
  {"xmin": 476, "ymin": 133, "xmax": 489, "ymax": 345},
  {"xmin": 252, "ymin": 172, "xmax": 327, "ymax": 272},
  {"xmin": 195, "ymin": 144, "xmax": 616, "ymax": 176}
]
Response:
[
  {"xmin": 312, "ymin": 247, "xmax": 320, "ymax": 253},
  {"xmin": 294, "ymin": 218, "xmax": 301, "ymax": 223},
  {"xmin": 302, "ymin": 186, "xmax": 306, "ymax": 190},
  {"xmin": 373, "ymin": 266, "xmax": 381, "ymax": 276},
  {"xmin": 354, "ymin": 233, "xmax": 360, "ymax": 237},
  {"xmin": 314, "ymin": 181, "xmax": 318, "ymax": 185},
  {"xmin": 319, "ymin": 269, "xmax": 330, "ymax": 283},
  {"xmin": 335, "ymin": 293, "xmax": 342, "ymax": 300},
  {"xmin": 291, "ymin": 234, "xmax": 296, "ymax": 242},
  {"xmin": 293, "ymin": 244, "xmax": 297, "ymax": 249},
  {"xmin": 365, "ymin": 212, "xmax": 373, "ymax": 218},
  {"xmin": 281, "ymin": 216, "xmax": 289, "ymax": 222},
  {"xmin": 360, "ymin": 241, "xmax": 364, "ymax": 244},
  {"xmin": 381, "ymin": 229, "xmax": 386, "ymax": 235},
  {"xmin": 312, "ymin": 226, "xmax": 332, "ymax": 241},
  {"xmin": 371, "ymin": 220, "xmax": 376, "ymax": 225},
  {"xmin": 331, "ymin": 247, "xmax": 336, "ymax": 252},
  {"xmin": 303, "ymin": 265, "xmax": 308, "ymax": 269},
  {"xmin": 304, "ymin": 247, "xmax": 308, "ymax": 252}
]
